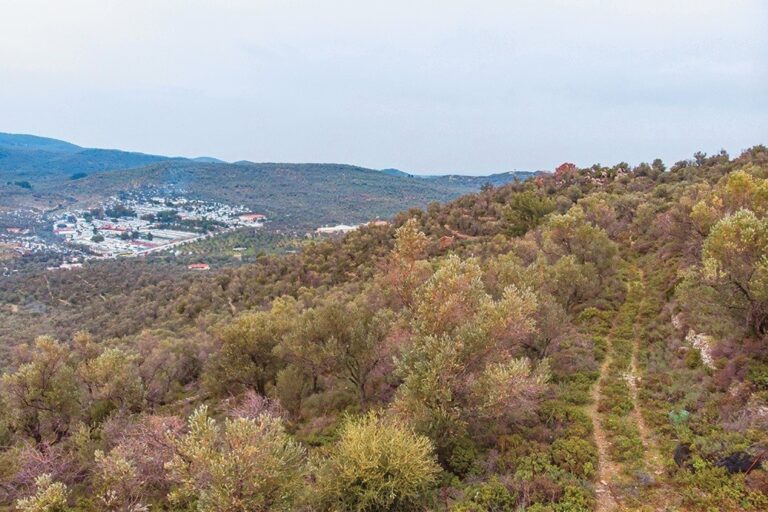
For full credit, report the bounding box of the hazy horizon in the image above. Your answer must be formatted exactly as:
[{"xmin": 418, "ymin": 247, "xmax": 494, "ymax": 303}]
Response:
[{"xmin": 1, "ymin": 1, "xmax": 766, "ymax": 175}]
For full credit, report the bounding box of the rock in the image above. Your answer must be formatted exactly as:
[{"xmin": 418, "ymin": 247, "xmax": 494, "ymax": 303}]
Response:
[
  {"xmin": 674, "ymin": 443, "xmax": 692, "ymax": 468},
  {"xmin": 716, "ymin": 452, "xmax": 757, "ymax": 474},
  {"xmin": 685, "ymin": 330, "xmax": 715, "ymax": 369}
]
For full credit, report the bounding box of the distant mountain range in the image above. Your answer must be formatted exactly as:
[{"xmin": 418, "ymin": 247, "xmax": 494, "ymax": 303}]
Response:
[{"xmin": 0, "ymin": 132, "xmax": 540, "ymax": 227}]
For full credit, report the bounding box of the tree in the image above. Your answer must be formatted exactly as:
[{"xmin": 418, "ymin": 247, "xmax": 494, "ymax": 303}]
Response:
[
  {"xmin": 78, "ymin": 347, "xmax": 144, "ymax": 421},
  {"xmin": 1, "ymin": 337, "xmax": 81, "ymax": 445},
  {"xmin": 541, "ymin": 207, "xmax": 617, "ymax": 276},
  {"xmin": 316, "ymin": 412, "xmax": 440, "ymax": 512},
  {"xmin": 395, "ymin": 256, "xmax": 543, "ymax": 457},
  {"xmin": 383, "ymin": 219, "xmax": 431, "ymax": 307},
  {"xmin": 100, "ymin": 414, "xmax": 184, "ymax": 505},
  {"xmin": 92, "ymin": 448, "xmax": 147, "ymax": 512},
  {"xmin": 276, "ymin": 302, "xmax": 342, "ymax": 395},
  {"xmin": 166, "ymin": 406, "xmax": 306, "ymax": 512},
  {"xmin": 136, "ymin": 334, "xmax": 201, "ymax": 407},
  {"xmin": 702, "ymin": 210, "xmax": 768, "ymax": 334},
  {"xmin": 320, "ymin": 294, "xmax": 394, "ymax": 408},
  {"xmin": 540, "ymin": 254, "xmax": 600, "ymax": 313},
  {"xmin": 720, "ymin": 168, "xmax": 768, "ymax": 215},
  {"xmin": 471, "ymin": 358, "xmax": 550, "ymax": 423},
  {"xmin": 503, "ymin": 191, "xmax": 555, "ymax": 237},
  {"xmin": 277, "ymin": 293, "xmax": 394, "ymax": 408},
  {"xmin": 413, "ymin": 255, "xmax": 487, "ymax": 337},
  {"xmin": 204, "ymin": 296, "xmax": 297, "ymax": 397}
]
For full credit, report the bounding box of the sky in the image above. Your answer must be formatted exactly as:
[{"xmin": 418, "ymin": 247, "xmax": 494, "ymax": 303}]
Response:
[{"xmin": 0, "ymin": 1, "xmax": 766, "ymax": 174}]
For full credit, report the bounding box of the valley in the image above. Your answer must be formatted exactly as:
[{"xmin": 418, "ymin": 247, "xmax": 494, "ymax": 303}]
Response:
[{"xmin": 1, "ymin": 132, "xmax": 536, "ymax": 273}]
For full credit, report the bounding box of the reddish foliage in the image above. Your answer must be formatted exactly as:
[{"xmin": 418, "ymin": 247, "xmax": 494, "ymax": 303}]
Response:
[
  {"xmin": 228, "ymin": 391, "xmax": 287, "ymax": 421},
  {"xmin": 0, "ymin": 443, "xmax": 80, "ymax": 503},
  {"xmin": 103, "ymin": 414, "xmax": 184, "ymax": 499},
  {"xmin": 554, "ymin": 162, "xmax": 577, "ymax": 180}
]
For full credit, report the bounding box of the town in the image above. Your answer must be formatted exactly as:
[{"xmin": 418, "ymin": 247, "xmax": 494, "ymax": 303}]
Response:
[
  {"xmin": 48, "ymin": 194, "xmax": 267, "ymax": 259},
  {"xmin": 0, "ymin": 193, "xmax": 270, "ymax": 274}
]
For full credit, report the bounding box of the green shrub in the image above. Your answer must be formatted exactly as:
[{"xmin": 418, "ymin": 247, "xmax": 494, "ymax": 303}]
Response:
[
  {"xmin": 551, "ymin": 436, "xmax": 597, "ymax": 479},
  {"xmin": 15, "ymin": 474, "xmax": 70, "ymax": 512},
  {"xmin": 747, "ymin": 360, "xmax": 768, "ymax": 390},
  {"xmin": 685, "ymin": 348, "xmax": 703, "ymax": 369},
  {"xmin": 447, "ymin": 435, "xmax": 479, "ymax": 477},
  {"xmin": 553, "ymin": 484, "xmax": 594, "ymax": 512},
  {"xmin": 451, "ymin": 478, "xmax": 517, "ymax": 511},
  {"xmin": 674, "ymin": 457, "xmax": 768, "ymax": 511}
]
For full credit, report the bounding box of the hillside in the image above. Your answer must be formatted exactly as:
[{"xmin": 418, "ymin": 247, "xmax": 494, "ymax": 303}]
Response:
[
  {"xmin": 0, "ymin": 133, "xmax": 82, "ymax": 153},
  {"xmin": 0, "ymin": 146, "xmax": 767, "ymax": 511},
  {"xmin": 53, "ymin": 161, "xmax": 533, "ymax": 228},
  {"xmin": 0, "ymin": 137, "xmax": 167, "ymax": 182},
  {"xmin": 0, "ymin": 132, "xmax": 537, "ymax": 227}
]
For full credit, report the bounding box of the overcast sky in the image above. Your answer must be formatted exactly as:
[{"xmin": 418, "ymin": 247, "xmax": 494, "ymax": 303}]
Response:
[{"xmin": 0, "ymin": 1, "xmax": 766, "ymax": 174}]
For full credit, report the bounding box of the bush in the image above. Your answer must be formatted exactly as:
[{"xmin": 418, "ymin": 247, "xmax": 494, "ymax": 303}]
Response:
[
  {"xmin": 452, "ymin": 478, "xmax": 517, "ymax": 511},
  {"xmin": 15, "ymin": 474, "xmax": 69, "ymax": 512},
  {"xmin": 685, "ymin": 348, "xmax": 703, "ymax": 369},
  {"xmin": 316, "ymin": 412, "xmax": 441, "ymax": 511},
  {"xmin": 446, "ymin": 435, "xmax": 479, "ymax": 477},
  {"xmin": 747, "ymin": 360, "xmax": 768, "ymax": 390},
  {"xmin": 553, "ymin": 484, "xmax": 594, "ymax": 512},
  {"xmin": 166, "ymin": 406, "xmax": 306, "ymax": 512},
  {"xmin": 674, "ymin": 457, "xmax": 768, "ymax": 510},
  {"xmin": 550, "ymin": 437, "xmax": 597, "ymax": 479}
]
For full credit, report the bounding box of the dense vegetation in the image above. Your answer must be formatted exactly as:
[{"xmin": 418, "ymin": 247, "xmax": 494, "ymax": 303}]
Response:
[{"xmin": 1, "ymin": 146, "xmax": 767, "ymax": 511}]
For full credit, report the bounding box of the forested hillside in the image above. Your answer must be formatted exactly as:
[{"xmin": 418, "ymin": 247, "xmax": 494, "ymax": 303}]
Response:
[
  {"xmin": 1, "ymin": 146, "xmax": 767, "ymax": 511},
  {"xmin": 0, "ymin": 132, "xmax": 535, "ymax": 227}
]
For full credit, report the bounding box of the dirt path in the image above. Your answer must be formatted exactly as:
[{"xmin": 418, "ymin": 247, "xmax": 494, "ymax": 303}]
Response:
[
  {"xmin": 628, "ymin": 337, "xmax": 664, "ymax": 477},
  {"xmin": 590, "ymin": 344, "xmax": 620, "ymax": 512},
  {"xmin": 628, "ymin": 272, "xmax": 665, "ymax": 478},
  {"xmin": 589, "ymin": 268, "xmax": 667, "ymax": 512},
  {"xmin": 442, "ymin": 225, "xmax": 480, "ymax": 241}
]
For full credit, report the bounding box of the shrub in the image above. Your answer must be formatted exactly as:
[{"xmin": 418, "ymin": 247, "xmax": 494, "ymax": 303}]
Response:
[
  {"xmin": 685, "ymin": 348, "xmax": 703, "ymax": 369},
  {"xmin": 452, "ymin": 477, "xmax": 517, "ymax": 511},
  {"xmin": 446, "ymin": 435, "xmax": 479, "ymax": 477},
  {"xmin": 674, "ymin": 457, "xmax": 768, "ymax": 510},
  {"xmin": 15, "ymin": 474, "xmax": 69, "ymax": 512},
  {"xmin": 747, "ymin": 360, "xmax": 768, "ymax": 390},
  {"xmin": 166, "ymin": 406, "xmax": 306, "ymax": 512},
  {"xmin": 550, "ymin": 437, "xmax": 597, "ymax": 479},
  {"xmin": 316, "ymin": 412, "xmax": 440, "ymax": 511}
]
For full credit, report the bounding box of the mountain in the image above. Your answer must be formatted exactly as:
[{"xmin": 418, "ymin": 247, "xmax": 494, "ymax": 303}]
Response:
[
  {"xmin": 381, "ymin": 167, "xmax": 538, "ymax": 187},
  {"xmin": 50, "ymin": 160, "xmax": 514, "ymax": 228},
  {"xmin": 0, "ymin": 132, "xmax": 540, "ymax": 227},
  {"xmin": 0, "ymin": 132, "xmax": 82, "ymax": 153},
  {"xmin": 427, "ymin": 170, "xmax": 537, "ymax": 188},
  {"xmin": 379, "ymin": 168, "xmax": 414, "ymax": 177},
  {"xmin": 191, "ymin": 156, "xmax": 226, "ymax": 163},
  {"xmin": 0, "ymin": 133, "xmax": 168, "ymax": 181}
]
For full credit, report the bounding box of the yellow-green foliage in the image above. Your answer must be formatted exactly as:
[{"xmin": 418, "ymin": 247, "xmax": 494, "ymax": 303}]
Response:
[
  {"xmin": 166, "ymin": 406, "xmax": 306, "ymax": 512},
  {"xmin": 1, "ymin": 337, "xmax": 81, "ymax": 444},
  {"xmin": 16, "ymin": 474, "xmax": 70, "ymax": 512},
  {"xmin": 78, "ymin": 347, "xmax": 144, "ymax": 415},
  {"xmin": 316, "ymin": 412, "xmax": 440, "ymax": 511},
  {"xmin": 93, "ymin": 448, "xmax": 146, "ymax": 511}
]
